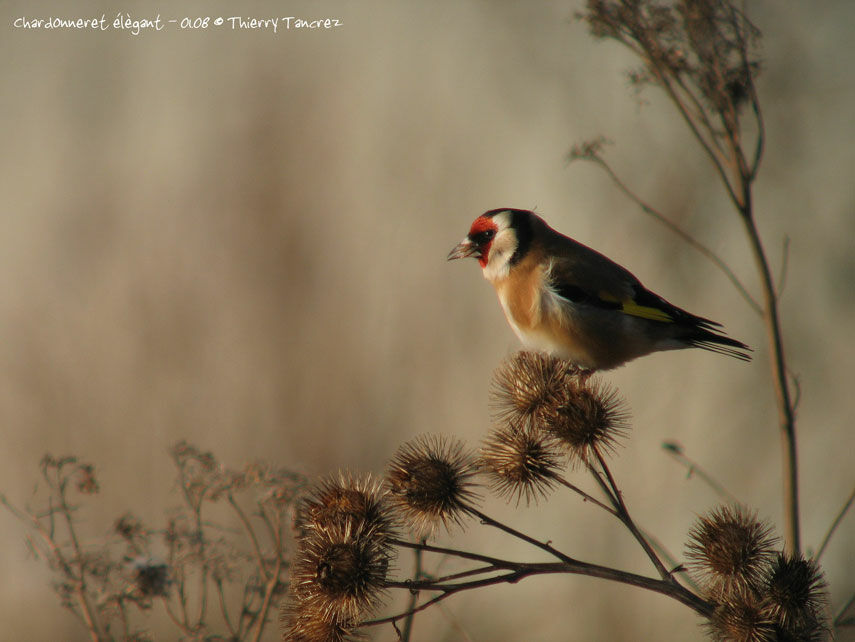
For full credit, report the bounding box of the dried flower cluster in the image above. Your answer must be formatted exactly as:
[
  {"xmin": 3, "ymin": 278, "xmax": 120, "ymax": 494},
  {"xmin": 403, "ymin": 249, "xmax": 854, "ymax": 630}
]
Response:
[
  {"xmin": 385, "ymin": 435, "xmax": 480, "ymax": 537},
  {"xmin": 580, "ymin": 0, "xmax": 761, "ymax": 116},
  {"xmin": 484, "ymin": 351, "xmax": 629, "ymax": 504},
  {"xmin": 4, "ymin": 445, "xmax": 305, "ymax": 642},
  {"xmin": 686, "ymin": 505, "xmax": 829, "ymax": 641},
  {"xmin": 284, "ymin": 474, "xmax": 395, "ymax": 640}
]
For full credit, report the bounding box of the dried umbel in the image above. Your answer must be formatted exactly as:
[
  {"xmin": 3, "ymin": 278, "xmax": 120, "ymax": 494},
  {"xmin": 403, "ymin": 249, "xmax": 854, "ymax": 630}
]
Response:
[
  {"xmin": 764, "ymin": 553, "xmax": 829, "ymax": 641},
  {"xmin": 297, "ymin": 473, "xmax": 395, "ymax": 539},
  {"xmin": 580, "ymin": 0, "xmax": 762, "ymax": 115},
  {"xmin": 385, "ymin": 435, "xmax": 479, "ymax": 538},
  {"xmin": 291, "ymin": 521, "xmax": 391, "ymax": 626},
  {"xmin": 130, "ymin": 558, "xmax": 170, "ymax": 598},
  {"xmin": 491, "ymin": 351, "xmax": 579, "ymax": 427},
  {"xmin": 481, "ymin": 422, "xmax": 563, "ymax": 505},
  {"xmin": 686, "ymin": 505, "xmax": 777, "ymax": 596}
]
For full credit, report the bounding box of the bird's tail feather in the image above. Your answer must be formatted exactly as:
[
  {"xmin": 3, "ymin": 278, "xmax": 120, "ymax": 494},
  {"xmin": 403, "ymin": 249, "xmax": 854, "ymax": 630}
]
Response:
[{"xmin": 689, "ymin": 330, "xmax": 752, "ymax": 362}]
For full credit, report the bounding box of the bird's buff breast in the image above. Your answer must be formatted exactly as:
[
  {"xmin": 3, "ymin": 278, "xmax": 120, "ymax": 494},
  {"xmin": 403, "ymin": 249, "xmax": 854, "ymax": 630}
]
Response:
[{"xmin": 491, "ymin": 266, "xmax": 593, "ymax": 366}]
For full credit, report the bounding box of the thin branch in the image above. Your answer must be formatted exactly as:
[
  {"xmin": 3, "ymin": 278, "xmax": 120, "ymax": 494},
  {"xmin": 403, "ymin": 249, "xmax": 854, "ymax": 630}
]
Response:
[
  {"xmin": 427, "ymin": 565, "xmax": 500, "ymax": 584},
  {"xmin": 371, "ymin": 559, "xmax": 713, "ymax": 627},
  {"xmin": 662, "ymin": 443, "xmax": 743, "ymax": 506},
  {"xmin": 213, "ymin": 576, "xmax": 236, "ymax": 639},
  {"xmin": 776, "ymin": 235, "xmax": 790, "ymax": 300},
  {"xmin": 594, "ymin": 450, "xmax": 670, "ymax": 581},
  {"xmin": 815, "ymin": 484, "xmax": 855, "ymax": 562},
  {"xmin": 400, "ymin": 541, "xmax": 425, "ymax": 642},
  {"xmin": 465, "ymin": 506, "xmax": 578, "ymax": 565},
  {"xmin": 390, "ymin": 538, "xmax": 521, "ymax": 570},
  {"xmin": 228, "ymin": 493, "xmax": 267, "ymax": 575},
  {"xmin": 554, "ymin": 473, "xmax": 618, "ymax": 515},
  {"xmin": 55, "ymin": 475, "xmax": 102, "ymax": 642},
  {"xmin": 739, "ymin": 203, "xmax": 800, "ymax": 554},
  {"xmin": 644, "ymin": 54, "xmax": 743, "ymax": 208},
  {"xmin": 573, "ymin": 152, "xmax": 761, "ymax": 314},
  {"xmin": 834, "ymin": 591, "xmax": 855, "ymax": 629}
]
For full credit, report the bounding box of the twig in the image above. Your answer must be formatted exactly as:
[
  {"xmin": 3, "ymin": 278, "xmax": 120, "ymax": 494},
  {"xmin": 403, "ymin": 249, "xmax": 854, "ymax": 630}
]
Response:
[
  {"xmin": 776, "ymin": 235, "xmax": 790, "ymax": 300},
  {"xmin": 554, "ymin": 474, "xmax": 618, "ymax": 515},
  {"xmin": 834, "ymin": 591, "xmax": 855, "ymax": 629},
  {"xmin": 371, "ymin": 560, "xmax": 713, "ymax": 626},
  {"xmin": 400, "ymin": 541, "xmax": 425, "ymax": 642},
  {"xmin": 572, "ymin": 151, "xmax": 761, "ymax": 314},
  {"xmin": 593, "ymin": 449, "xmax": 670, "ymax": 581},
  {"xmin": 815, "ymin": 484, "xmax": 855, "ymax": 562},
  {"xmin": 464, "ymin": 506, "xmax": 578, "ymax": 565},
  {"xmin": 662, "ymin": 443, "xmax": 743, "ymax": 506}
]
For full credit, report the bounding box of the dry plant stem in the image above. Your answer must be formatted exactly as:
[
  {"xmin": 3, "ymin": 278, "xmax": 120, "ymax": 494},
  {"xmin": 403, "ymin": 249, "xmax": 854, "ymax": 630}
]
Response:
[
  {"xmin": 815, "ymin": 484, "xmax": 855, "ymax": 562},
  {"xmin": 55, "ymin": 482, "xmax": 103, "ymax": 642},
  {"xmin": 557, "ymin": 465, "xmax": 689, "ymax": 588},
  {"xmin": 213, "ymin": 577, "xmax": 236, "ymax": 638},
  {"xmin": 600, "ymin": 11, "xmax": 800, "ymax": 555},
  {"xmin": 834, "ymin": 591, "xmax": 855, "ymax": 628},
  {"xmin": 664, "ymin": 447, "xmax": 743, "ymax": 506},
  {"xmin": 251, "ymin": 510, "xmax": 285, "ymax": 642},
  {"xmin": 229, "ymin": 494, "xmax": 266, "ymax": 577},
  {"xmin": 583, "ymin": 154, "xmax": 761, "ymax": 314},
  {"xmin": 464, "ymin": 506, "xmax": 578, "ymax": 565},
  {"xmin": 554, "ymin": 474, "xmax": 618, "ymax": 515},
  {"xmin": 0, "ymin": 494, "xmax": 102, "ymax": 642},
  {"xmin": 400, "ymin": 543, "xmax": 425, "ymax": 642},
  {"xmin": 373, "ymin": 559, "xmax": 713, "ymax": 627},
  {"xmin": 226, "ymin": 493, "xmax": 282, "ymax": 642},
  {"xmin": 740, "ymin": 201, "xmax": 800, "ymax": 554},
  {"xmin": 591, "ymin": 450, "xmax": 670, "ymax": 581},
  {"xmin": 161, "ymin": 595, "xmax": 196, "ymax": 638}
]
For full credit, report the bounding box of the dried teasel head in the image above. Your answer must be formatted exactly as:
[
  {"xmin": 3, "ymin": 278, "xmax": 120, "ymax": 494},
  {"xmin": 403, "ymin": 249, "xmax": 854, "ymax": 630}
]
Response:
[
  {"xmin": 291, "ymin": 520, "xmax": 391, "ymax": 626},
  {"xmin": 540, "ymin": 377, "xmax": 629, "ymax": 466},
  {"xmin": 706, "ymin": 588, "xmax": 776, "ymax": 642},
  {"xmin": 385, "ymin": 435, "xmax": 479, "ymax": 538},
  {"xmin": 297, "ymin": 472, "xmax": 395, "ymax": 539},
  {"xmin": 490, "ymin": 351, "xmax": 628, "ymax": 465},
  {"xmin": 490, "ymin": 351, "xmax": 579, "ymax": 428},
  {"xmin": 685, "ymin": 504, "xmax": 777, "ymax": 597},
  {"xmin": 280, "ymin": 598, "xmax": 362, "ymax": 642},
  {"xmin": 480, "ymin": 422, "xmax": 563, "ymax": 505},
  {"xmin": 763, "ymin": 552, "xmax": 829, "ymax": 641}
]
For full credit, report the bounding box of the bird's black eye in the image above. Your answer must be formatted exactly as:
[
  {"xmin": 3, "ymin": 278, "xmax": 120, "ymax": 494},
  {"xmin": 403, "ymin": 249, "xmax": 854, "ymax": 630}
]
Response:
[{"xmin": 470, "ymin": 229, "xmax": 495, "ymax": 245}]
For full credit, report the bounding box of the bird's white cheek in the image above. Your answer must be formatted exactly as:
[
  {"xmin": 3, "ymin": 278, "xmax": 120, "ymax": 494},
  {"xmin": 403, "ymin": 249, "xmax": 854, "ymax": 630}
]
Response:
[{"xmin": 482, "ymin": 250, "xmax": 511, "ymax": 282}]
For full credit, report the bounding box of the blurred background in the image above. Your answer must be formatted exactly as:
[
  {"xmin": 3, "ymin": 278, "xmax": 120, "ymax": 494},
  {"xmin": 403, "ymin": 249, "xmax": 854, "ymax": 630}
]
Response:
[{"xmin": 2, "ymin": 1, "xmax": 853, "ymax": 640}]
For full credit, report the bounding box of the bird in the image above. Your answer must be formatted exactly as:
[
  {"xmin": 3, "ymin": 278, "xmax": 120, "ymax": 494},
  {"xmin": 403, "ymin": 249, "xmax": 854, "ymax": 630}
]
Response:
[{"xmin": 448, "ymin": 208, "xmax": 751, "ymax": 371}]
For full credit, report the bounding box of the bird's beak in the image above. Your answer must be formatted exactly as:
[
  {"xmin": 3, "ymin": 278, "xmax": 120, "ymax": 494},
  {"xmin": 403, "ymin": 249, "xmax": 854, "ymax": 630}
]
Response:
[{"xmin": 447, "ymin": 238, "xmax": 478, "ymax": 261}]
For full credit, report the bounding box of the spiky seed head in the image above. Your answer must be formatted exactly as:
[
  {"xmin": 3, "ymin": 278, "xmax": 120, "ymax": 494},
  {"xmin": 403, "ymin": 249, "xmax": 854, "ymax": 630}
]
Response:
[
  {"xmin": 540, "ymin": 377, "xmax": 629, "ymax": 465},
  {"xmin": 385, "ymin": 435, "xmax": 479, "ymax": 538},
  {"xmin": 706, "ymin": 589, "xmax": 776, "ymax": 642},
  {"xmin": 686, "ymin": 505, "xmax": 777, "ymax": 597},
  {"xmin": 764, "ymin": 553, "xmax": 829, "ymax": 641},
  {"xmin": 297, "ymin": 473, "xmax": 395, "ymax": 539},
  {"xmin": 280, "ymin": 599, "xmax": 361, "ymax": 642},
  {"xmin": 480, "ymin": 423, "xmax": 563, "ymax": 505},
  {"xmin": 291, "ymin": 521, "xmax": 391, "ymax": 625},
  {"xmin": 490, "ymin": 351, "xmax": 580, "ymax": 427}
]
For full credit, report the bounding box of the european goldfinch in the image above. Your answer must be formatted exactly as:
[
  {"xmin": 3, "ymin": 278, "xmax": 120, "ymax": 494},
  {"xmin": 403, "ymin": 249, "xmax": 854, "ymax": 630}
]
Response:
[{"xmin": 448, "ymin": 208, "xmax": 751, "ymax": 371}]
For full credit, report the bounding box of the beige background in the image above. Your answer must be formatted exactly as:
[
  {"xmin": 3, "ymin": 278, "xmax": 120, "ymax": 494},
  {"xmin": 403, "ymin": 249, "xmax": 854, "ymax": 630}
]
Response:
[{"xmin": 2, "ymin": 1, "xmax": 853, "ymax": 640}]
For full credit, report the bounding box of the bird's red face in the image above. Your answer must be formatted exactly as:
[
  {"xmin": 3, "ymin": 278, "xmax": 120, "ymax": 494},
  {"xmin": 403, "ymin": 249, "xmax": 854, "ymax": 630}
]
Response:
[{"xmin": 447, "ymin": 215, "xmax": 498, "ymax": 268}]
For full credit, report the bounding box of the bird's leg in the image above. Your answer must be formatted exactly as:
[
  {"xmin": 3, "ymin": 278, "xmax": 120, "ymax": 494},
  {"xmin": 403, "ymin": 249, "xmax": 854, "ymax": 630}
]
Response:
[{"xmin": 576, "ymin": 368, "xmax": 595, "ymax": 384}]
